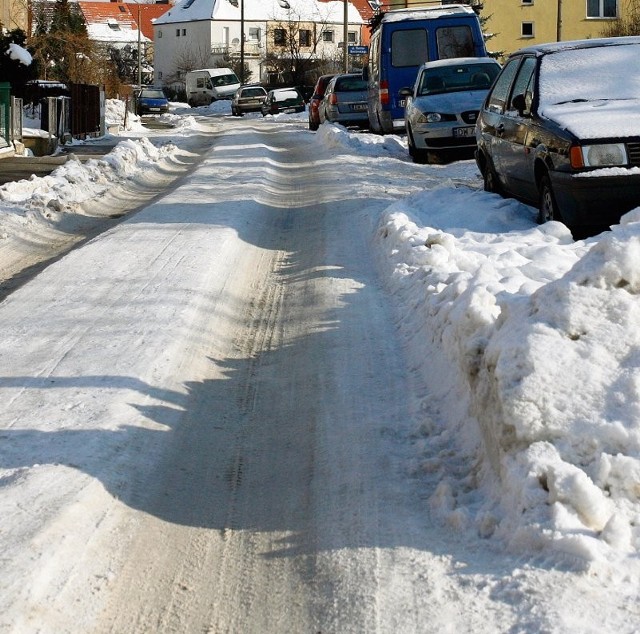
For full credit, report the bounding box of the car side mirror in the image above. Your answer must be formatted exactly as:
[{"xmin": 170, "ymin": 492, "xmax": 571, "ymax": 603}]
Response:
[
  {"xmin": 399, "ymin": 87, "xmax": 413, "ymax": 97},
  {"xmin": 512, "ymin": 93, "xmax": 528, "ymax": 116}
]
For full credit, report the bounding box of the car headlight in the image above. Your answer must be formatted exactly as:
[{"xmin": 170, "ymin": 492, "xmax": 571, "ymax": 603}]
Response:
[
  {"xmin": 415, "ymin": 112, "xmax": 442, "ymax": 124},
  {"xmin": 573, "ymin": 143, "xmax": 628, "ymax": 168}
]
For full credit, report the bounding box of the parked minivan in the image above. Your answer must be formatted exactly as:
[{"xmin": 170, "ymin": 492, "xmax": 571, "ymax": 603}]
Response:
[
  {"xmin": 185, "ymin": 68, "xmax": 241, "ymax": 107},
  {"xmin": 363, "ymin": 4, "xmax": 486, "ymax": 134}
]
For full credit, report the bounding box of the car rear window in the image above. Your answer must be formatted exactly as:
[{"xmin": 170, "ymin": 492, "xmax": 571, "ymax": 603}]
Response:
[
  {"xmin": 274, "ymin": 90, "xmax": 301, "ymax": 102},
  {"xmin": 242, "ymin": 88, "xmax": 266, "ymax": 98},
  {"xmin": 141, "ymin": 90, "xmax": 165, "ymax": 99},
  {"xmin": 334, "ymin": 77, "xmax": 367, "ymax": 92}
]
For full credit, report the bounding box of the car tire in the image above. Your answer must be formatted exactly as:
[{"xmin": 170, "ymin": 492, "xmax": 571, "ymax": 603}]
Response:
[
  {"xmin": 538, "ymin": 172, "xmax": 562, "ymax": 224},
  {"xmin": 309, "ymin": 119, "xmax": 319, "ymax": 131},
  {"xmin": 407, "ymin": 126, "xmax": 429, "ymax": 164},
  {"xmin": 481, "ymin": 155, "xmax": 502, "ymax": 194}
]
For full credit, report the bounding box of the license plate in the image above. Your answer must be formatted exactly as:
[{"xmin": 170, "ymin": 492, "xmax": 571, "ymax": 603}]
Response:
[
  {"xmin": 352, "ymin": 103, "xmax": 367, "ymax": 111},
  {"xmin": 453, "ymin": 126, "xmax": 475, "ymax": 138},
  {"xmin": 148, "ymin": 107, "xmax": 160, "ymax": 112},
  {"xmin": 283, "ymin": 108, "xmax": 296, "ymax": 114}
]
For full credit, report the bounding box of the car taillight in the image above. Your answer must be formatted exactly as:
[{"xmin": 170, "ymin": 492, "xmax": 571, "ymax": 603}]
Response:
[
  {"xmin": 380, "ymin": 80, "xmax": 389, "ymax": 106},
  {"xmin": 329, "ymin": 94, "xmax": 338, "ymax": 105}
]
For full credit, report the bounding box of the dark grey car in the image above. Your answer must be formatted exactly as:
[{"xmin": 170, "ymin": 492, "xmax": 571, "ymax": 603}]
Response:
[
  {"xmin": 475, "ymin": 36, "xmax": 640, "ymax": 238},
  {"xmin": 319, "ymin": 74, "xmax": 369, "ymax": 128}
]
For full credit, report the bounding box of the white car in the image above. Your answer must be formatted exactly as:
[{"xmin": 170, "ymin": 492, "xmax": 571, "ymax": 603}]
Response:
[{"xmin": 401, "ymin": 57, "xmax": 501, "ymax": 164}]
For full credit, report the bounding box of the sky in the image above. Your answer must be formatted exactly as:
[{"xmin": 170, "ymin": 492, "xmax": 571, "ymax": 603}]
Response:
[{"xmin": 1, "ymin": 99, "xmax": 640, "ymax": 631}]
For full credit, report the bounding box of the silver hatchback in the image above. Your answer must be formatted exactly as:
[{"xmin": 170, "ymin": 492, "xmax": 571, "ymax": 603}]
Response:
[
  {"xmin": 318, "ymin": 73, "xmax": 369, "ymax": 128},
  {"xmin": 401, "ymin": 57, "xmax": 501, "ymax": 164}
]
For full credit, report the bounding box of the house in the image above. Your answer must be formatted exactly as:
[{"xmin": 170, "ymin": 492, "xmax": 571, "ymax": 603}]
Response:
[
  {"xmin": 481, "ymin": 0, "xmax": 627, "ymax": 58},
  {"xmin": 77, "ymin": 1, "xmax": 171, "ymax": 83},
  {"xmin": 0, "ymin": 0, "xmax": 28, "ymax": 32},
  {"xmin": 152, "ymin": 0, "xmax": 365, "ymax": 87}
]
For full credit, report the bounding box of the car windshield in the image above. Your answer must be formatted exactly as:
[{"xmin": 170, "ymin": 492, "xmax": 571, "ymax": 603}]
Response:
[
  {"xmin": 539, "ymin": 43, "xmax": 640, "ymax": 108},
  {"xmin": 418, "ymin": 62, "xmax": 500, "ymax": 96},
  {"xmin": 334, "ymin": 77, "xmax": 367, "ymax": 92},
  {"xmin": 212, "ymin": 73, "xmax": 240, "ymax": 87},
  {"xmin": 140, "ymin": 90, "xmax": 165, "ymax": 99}
]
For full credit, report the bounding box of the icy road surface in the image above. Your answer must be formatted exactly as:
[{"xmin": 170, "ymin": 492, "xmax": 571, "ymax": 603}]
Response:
[{"xmin": 1, "ymin": 116, "xmax": 622, "ymax": 633}]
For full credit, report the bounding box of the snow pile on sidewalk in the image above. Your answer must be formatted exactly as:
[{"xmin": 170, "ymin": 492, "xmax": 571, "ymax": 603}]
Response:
[
  {"xmin": 315, "ymin": 123, "xmax": 640, "ymax": 567},
  {"xmin": 374, "ymin": 172, "xmax": 640, "ymax": 564}
]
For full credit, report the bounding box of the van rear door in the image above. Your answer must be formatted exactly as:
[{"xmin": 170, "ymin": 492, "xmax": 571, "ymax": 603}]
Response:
[{"xmin": 383, "ymin": 16, "xmax": 486, "ymax": 127}]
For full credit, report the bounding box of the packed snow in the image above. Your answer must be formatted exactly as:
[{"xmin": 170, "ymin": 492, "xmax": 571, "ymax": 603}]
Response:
[{"xmin": 1, "ymin": 97, "xmax": 640, "ymax": 630}]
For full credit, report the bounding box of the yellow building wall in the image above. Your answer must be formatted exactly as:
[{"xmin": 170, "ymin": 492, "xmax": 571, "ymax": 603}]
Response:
[
  {"xmin": 480, "ymin": 0, "xmax": 623, "ymax": 58},
  {"xmin": 385, "ymin": 1, "xmax": 626, "ymax": 60}
]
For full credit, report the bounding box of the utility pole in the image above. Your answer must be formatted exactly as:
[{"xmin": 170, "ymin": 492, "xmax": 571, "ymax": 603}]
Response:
[
  {"xmin": 343, "ymin": 0, "xmax": 348, "ymax": 72},
  {"xmin": 240, "ymin": 0, "xmax": 245, "ymax": 83}
]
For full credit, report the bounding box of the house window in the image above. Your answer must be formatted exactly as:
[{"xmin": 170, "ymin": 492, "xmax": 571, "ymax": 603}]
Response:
[
  {"xmin": 182, "ymin": 28, "xmax": 186, "ymax": 35},
  {"xmin": 322, "ymin": 30, "xmax": 334, "ymax": 42},
  {"xmin": 118, "ymin": 4, "xmax": 126, "ymax": 11},
  {"xmin": 274, "ymin": 28, "xmax": 286, "ymax": 45},
  {"xmin": 158, "ymin": 30, "xmax": 162, "ymax": 38},
  {"xmin": 521, "ymin": 21, "xmax": 534, "ymax": 37},
  {"xmin": 176, "ymin": 28, "xmax": 180, "ymax": 36},
  {"xmin": 521, "ymin": 0, "xmax": 533, "ymax": 4},
  {"xmin": 587, "ymin": 0, "xmax": 617, "ymax": 17},
  {"xmin": 249, "ymin": 26, "xmax": 261, "ymax": 41},
  {"xmin": 299, "ymin": 29, "xmax": 312, "ymax": 47},
  {"xmin": 348, "ymin": 31, "xmax": 357, "ymax": 43}
]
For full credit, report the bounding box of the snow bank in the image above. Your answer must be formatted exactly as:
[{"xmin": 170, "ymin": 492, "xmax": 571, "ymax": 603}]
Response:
[{"xmin": 354, "ymin": 137, "xmax": 640, "ymax": 565}]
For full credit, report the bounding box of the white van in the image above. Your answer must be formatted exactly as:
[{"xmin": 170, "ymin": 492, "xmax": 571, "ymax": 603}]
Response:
[{"xmin": 185, "ymin": 68, "xmax": 241, "ymax": 106}]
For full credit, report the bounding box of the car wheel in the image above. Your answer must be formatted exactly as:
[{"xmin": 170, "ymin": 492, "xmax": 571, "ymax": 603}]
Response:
[
  {"xmin": 309, "ymin": 118, "xmax": 319, "ymax": 131},
  {"xmin": 538, "ymin": 172, "xmax": 562, "ymax": 224},
  {"xmin": 482, "ymin": 156, "xmax": 502, "ymax": 194},
  {"xmin": 407, "ymin": 126, "xmax": 428, "ymax": 164}
]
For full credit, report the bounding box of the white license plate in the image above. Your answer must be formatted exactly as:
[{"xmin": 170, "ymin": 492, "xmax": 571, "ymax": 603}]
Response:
[
  {"xmin": 283, "ymin": 108, "xmax": 296, "ymax": 114},
  {"xmin": 453, "ymin": 126, "xmax": 475, "ymax": 138},
  {"xmin": 352, "ymin": 104, "xmax": 367, "ymax": 111}
]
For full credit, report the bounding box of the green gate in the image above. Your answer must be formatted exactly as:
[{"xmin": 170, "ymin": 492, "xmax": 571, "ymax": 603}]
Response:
[{"xmin": 0, "ymin": 82, "xmax": 10, "ymax": 149}]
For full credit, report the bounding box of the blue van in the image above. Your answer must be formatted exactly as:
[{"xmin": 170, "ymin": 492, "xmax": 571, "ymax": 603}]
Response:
[{"xmin": 364, "ymin": 5, "xmax": 487, "ymax": 134}]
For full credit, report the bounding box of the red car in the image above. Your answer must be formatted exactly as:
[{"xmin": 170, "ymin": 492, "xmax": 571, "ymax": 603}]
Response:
[{"xmin": 308, "ymin": 74, "xmax": 335, "ymax": 131}]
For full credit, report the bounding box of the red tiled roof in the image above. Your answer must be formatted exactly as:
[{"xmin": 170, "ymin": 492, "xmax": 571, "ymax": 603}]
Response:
[
  {"xmin": 125, "ymin": 3, "xmax": 172, "ymax": 40},
  {"xmin": 78, "ymin": 1, "xmax": 171, "ymax": 40}
]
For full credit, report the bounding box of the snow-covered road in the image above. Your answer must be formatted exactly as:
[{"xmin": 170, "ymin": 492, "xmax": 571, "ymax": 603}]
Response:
[
  {"xmin": 3, "ymin": 108, "xmax": 640, "ymax": 633},
  {"xmin": 0, "ymin": 117, "xmax": 496, "ymax": 632}
]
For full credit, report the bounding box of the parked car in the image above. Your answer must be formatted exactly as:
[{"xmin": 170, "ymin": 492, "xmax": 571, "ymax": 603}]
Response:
[
  {"xmin": 475, "ymin": 36, "xmax": 640, "ymax": 237},
  {"xmin": 231, "ymin": 85, "xmax": 268, "ymax": 116},
  {"xmin": 308, "ymin": 74, "xmax": 336, "ymax": 131},
  {"xmin": 136, "ymin": 88, "xmax": 169, "ymax": 115},
  {"xmin": 401, "ymin": 57, "xmax": 501, "ymax": 164},
  {"xmin": 318, "ymin": 73, "xmax": 369, "ymax": 128},
  {"xmin": 261, "ymin": 88, "xmax": 306, "ymax": 116}
]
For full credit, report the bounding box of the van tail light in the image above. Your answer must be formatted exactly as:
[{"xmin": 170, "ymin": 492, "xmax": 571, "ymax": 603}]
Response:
[
  {"xmin": 380, "ymin": 80, "xmax": 389, "ymax": 106},
  {"xmin": 570, "ymin": 145, "xmax": 584, "ymax": 169},
  {"xmin": 329, "ymin": 94, "xmax": 338, "ymax": 105}
]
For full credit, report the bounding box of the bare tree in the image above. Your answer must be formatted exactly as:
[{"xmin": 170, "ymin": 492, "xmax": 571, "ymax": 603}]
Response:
[
  {"xmin": 601, "ymin": 0, "xmax": 640, "ymax": 35},
  {"xmin": 264, "ymin": 4, "xmax": 342, "ymax": 87}
]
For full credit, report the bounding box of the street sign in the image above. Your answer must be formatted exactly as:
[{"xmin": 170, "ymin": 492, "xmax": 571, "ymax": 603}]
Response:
[{"xmin": 348, "ymin": 45, "xmax": 369, "ymax": 56}]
